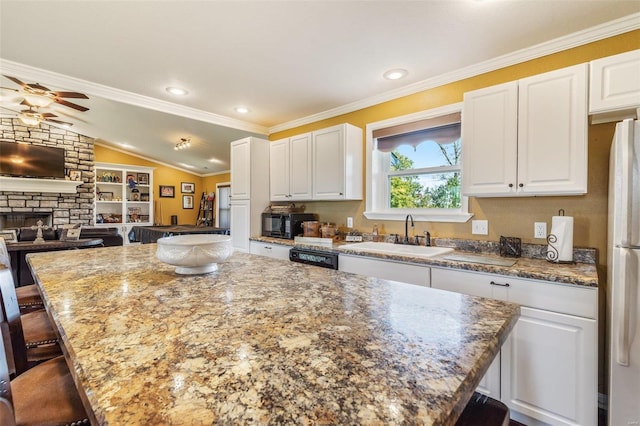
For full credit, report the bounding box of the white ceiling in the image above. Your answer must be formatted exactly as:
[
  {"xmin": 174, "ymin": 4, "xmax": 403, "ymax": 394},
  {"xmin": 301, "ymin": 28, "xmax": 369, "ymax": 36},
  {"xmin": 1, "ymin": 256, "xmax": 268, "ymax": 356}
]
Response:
[{"xmin": 1, "ymin": 1, "xmax": 639, "ymax": 175}]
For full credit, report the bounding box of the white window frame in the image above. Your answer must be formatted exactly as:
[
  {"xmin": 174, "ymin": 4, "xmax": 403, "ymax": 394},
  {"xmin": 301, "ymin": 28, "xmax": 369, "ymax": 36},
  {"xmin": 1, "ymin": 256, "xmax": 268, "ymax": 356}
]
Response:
[{"xmin": 364, "ymin": 103, "xmax": 473, "ymax": 223}]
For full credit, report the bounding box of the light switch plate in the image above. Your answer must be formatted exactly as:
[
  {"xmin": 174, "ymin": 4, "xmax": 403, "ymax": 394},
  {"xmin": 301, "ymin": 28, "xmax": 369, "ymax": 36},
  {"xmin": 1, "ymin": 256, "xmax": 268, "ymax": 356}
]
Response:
[
  {"xmin": 472, "ymin": 220, "xmax": 488, "ymax": 235},
  {"xmin": 347, "ymin": 217, "xmax": 353, "ymax": 228}
]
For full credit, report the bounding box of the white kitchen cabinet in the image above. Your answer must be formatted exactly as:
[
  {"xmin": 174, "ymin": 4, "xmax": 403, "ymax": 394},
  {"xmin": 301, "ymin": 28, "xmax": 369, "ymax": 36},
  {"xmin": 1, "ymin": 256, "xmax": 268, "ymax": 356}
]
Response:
[
  {"xmin": 462, "ymin": 64, "xmax": 588, "ymax": 197},
  {"xmin": 339, "ymin": 254, "xmax": 430, "ymax": 287},
  {"xmin": 431, "ymin": 267, "xmax": 597, "ymax": 426},
  {"xmin": 249, "ymin": 241, "xmax": 291, "ymax": 261},
  {"xmin": 229, "ymin": 137, "xmax": 269, "ymax": 252},
  {"xmin": 312, "ymin": 123, "xmax": 363, "ymax": 200},
  {"xmin": 94, "ymin": 162, "xmax": 154, "ymax": 244},
  {"xmin": 269, "ymin": 133, "xmax": 313, "ymax": 201},
  {"xmin": 590, "ymin": 49, "xmax": 640, "ymax": 124}
]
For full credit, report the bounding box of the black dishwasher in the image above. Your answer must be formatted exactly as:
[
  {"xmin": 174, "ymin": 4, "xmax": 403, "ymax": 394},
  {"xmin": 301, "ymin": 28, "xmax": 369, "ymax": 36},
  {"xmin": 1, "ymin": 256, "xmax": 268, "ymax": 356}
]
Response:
[{"xmin": 289, "ymin": 247, "xmax": 339, "ymax": 270}]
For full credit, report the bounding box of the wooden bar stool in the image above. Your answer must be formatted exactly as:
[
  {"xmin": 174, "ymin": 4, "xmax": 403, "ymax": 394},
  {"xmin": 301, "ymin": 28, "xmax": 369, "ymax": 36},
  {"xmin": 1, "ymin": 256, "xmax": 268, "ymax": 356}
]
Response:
[
  {"xmin": 0, "ymin": 316, "xmax": 89, "ymax": 425},
  {"xmin": 0, "ymin": 268, "xmax": 61, "ymax": 375},
  {"xmin": 0, "ymin": 238, "xmax": 43, "ymax": 314}
]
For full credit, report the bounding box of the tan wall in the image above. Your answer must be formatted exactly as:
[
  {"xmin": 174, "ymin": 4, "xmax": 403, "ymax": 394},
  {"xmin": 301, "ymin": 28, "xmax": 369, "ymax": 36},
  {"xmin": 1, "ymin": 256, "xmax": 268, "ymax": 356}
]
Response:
[{"xmin": 94, "ymin": 145, "xmax": 204, "ymax": 225}]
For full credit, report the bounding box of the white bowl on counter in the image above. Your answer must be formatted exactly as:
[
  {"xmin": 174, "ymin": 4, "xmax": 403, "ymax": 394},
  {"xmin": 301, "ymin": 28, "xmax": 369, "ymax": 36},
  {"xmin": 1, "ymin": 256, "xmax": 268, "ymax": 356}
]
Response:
[{"xmin": 156, "ymin": 234, "xmax": 233, "ymax": 274}]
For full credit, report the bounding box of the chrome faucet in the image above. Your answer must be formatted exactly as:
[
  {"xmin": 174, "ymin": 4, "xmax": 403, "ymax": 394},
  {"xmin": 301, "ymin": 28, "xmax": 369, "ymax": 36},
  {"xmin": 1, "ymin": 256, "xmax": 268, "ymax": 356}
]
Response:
[{"xmin": 403, "ymin": 214, "xmax": 414, "ymax": 244}]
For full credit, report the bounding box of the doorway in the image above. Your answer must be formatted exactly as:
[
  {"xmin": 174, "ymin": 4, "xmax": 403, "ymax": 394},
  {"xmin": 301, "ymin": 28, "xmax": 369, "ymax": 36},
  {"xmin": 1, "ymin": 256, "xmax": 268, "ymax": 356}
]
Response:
[{"xmin": 216, "ymin": 183, "xmax": 231, "ymax": 229}]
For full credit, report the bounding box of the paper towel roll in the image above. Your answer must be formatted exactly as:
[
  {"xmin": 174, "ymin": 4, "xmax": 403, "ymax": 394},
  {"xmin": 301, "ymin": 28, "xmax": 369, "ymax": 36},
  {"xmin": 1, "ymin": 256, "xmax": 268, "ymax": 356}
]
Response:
[{"xmin": 547, "ymin": 215, "xmax": 574, "ymax": 262}]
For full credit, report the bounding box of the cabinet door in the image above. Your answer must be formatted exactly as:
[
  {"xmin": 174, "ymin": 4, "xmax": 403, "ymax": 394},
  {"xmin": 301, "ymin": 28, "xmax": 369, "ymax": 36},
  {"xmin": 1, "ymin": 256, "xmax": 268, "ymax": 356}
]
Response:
[
  {"xmin": 501, "ymin": 306, "xmax": 597, "ymax": 426},
  {"xmin": 461, "ymin": 81, "xmax": 518, "ymax": 196},
  {"xmin": 230, "ymin": 138, "xmax": 251, "ymax": 200},
  {"xmin": 476, "ymin": 355, "xmax": 501, "ymax": 399},
  {"xmin": 289, "ymin": 133, "xmax": 313, "ymax": 200},
  {"xmin": 269, "ymin": 138, "xmax": 290, "ymax": 201},
  {"xmin": 339, "ymin": 255, "xmax": 430, "ymax": 287},
  {"xmin": 313, "ymin": 126, "xmax": 345, "ymax": 200},
  {"xmin": 230, "ymin": 200, "xmax": 250, "ymax": 252},
  {"xmin": 590, "ymin": 49, "xmax": 640, "ymax": 120},
  {"xmin": 518, "ymin": 64, "xmax": 588, "ymax": 195}
]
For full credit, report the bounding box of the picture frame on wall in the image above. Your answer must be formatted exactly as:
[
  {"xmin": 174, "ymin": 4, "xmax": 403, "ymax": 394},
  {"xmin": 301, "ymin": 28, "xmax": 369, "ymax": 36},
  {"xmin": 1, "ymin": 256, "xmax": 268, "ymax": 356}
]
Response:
[
  {"xmin": 159, "ymin": 185, "xmax": 175, "ymax": 198},
  {"xmin": 181, "ymin": 182, "xmax": 195, "ymax": 194},
  {"xmin": 183, "ymin": 195, "xmax": 194, "ymax": 209}
]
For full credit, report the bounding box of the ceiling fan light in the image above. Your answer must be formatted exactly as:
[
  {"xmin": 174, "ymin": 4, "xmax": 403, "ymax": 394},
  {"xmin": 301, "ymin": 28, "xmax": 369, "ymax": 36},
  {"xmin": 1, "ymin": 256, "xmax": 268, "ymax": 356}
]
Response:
[
  {"xmin": 18, "ymin": 113, "xmax": 40, "ymax": 126},
  {"xmin": 22, "ymin": 93, "xmax": 53, "ymax": 108}
]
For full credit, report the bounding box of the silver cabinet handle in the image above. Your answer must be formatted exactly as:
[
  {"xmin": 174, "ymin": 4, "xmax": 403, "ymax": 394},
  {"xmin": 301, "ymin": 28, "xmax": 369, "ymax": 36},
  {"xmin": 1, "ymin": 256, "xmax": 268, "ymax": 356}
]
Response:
[{"xmin": 490, "ymin": 280, "xmax": 510, "ymax": 287}]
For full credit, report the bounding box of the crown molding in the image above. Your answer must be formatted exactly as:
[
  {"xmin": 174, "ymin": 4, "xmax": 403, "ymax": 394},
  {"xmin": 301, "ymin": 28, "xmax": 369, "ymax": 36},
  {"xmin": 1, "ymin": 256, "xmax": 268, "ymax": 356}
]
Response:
[
  {"xmin": 268, "ymin": 12, "xmax": 640, "ymax": 134},
  {"xmin": 0, "ymin": 60, "xmax": 269, "ymax": 135},
  {"xmin": 94, "ymin": 141, "xmax": 214, "ymax": 177}
]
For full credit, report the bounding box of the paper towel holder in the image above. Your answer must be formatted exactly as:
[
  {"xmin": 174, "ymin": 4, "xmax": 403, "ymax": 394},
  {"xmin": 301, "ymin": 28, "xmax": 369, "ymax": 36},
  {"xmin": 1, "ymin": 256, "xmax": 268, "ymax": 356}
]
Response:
[{"xmin": 543, "ymin": 209, "xmax": 575, "ymax": 264}]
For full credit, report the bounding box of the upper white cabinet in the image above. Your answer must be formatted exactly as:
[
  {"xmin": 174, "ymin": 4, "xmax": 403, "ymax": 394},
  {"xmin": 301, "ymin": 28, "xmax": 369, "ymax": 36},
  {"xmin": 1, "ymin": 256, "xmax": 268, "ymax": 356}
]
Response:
[
  {"xmin": 269, "ymin": 133, "xmax": 313, "ymax": 201},
  {"xmin": 462, "ymin": 64, "xmax": 588, "ymax": 197},
  {"xmin": 229, "ymin": 137, "xmax": 270, "ymax": 252},
  {"xmin": 312, "ymin": 123, "xmax": 363, "ymax": 200},
  {"xmin": 590, "ymin": 49, "xmax": 640, "ymax": 124}
]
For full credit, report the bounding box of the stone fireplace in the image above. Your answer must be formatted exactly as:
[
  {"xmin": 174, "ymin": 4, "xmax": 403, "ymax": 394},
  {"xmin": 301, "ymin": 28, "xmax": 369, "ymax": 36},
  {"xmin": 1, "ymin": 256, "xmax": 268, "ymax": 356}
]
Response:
[{"xmin": 0, "ymin": 118, "xmax": 95, "ymax": 230}]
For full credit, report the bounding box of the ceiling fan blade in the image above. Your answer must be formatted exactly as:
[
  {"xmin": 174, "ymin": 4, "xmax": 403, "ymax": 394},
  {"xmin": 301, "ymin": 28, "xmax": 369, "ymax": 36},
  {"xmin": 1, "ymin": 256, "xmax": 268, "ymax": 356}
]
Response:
[
  {"xmin": 54, "ymin": 98, "xmax": 89, "ymax": 112},
  {"xmin": 46, "ymin": 118, "xmax": 73, "ymax": 126},
  {"xmin": 27, "ymin": 82, "xmax": 51, "ymax": 91},
  {"xmin": 2, "ymin": 75, "xmax": 29, "ymax": 88},
  {"xmin": 41, "ymin": 112, "xmax": 58, "ymax": 118},
  {"xmin": 53, "ymin": 91, "xmax": 89, "ymax": 99}
]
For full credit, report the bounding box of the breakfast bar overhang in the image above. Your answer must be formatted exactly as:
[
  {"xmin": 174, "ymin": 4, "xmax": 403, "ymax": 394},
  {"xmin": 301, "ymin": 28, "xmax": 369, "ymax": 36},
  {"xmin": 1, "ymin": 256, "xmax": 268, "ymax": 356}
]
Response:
[{"xmin": 27, "ymin": 245, "xmax": 519, "ymax": 425}]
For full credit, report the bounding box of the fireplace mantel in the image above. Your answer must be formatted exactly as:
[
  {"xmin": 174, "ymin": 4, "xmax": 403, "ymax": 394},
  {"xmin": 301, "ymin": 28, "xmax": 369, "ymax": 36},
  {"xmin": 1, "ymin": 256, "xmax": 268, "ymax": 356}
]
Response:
[{"xmin": 0, "ymin": 176, "xmax": 82, "ymax": 194}]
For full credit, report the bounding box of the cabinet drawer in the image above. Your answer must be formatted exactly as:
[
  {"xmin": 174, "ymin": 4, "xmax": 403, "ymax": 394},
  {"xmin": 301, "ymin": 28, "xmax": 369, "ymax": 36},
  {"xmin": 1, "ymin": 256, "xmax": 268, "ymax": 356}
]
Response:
[
  {"xmin": 431, "ymin": 268, "xmax": 596, "ymax": 319},
  {"xmin": 249, "ymin": 241, "xmax": 291, "ymax": 261},
  {"xmin": 339, "ymin": 254, "xmax": 430, "ymax": 287}
]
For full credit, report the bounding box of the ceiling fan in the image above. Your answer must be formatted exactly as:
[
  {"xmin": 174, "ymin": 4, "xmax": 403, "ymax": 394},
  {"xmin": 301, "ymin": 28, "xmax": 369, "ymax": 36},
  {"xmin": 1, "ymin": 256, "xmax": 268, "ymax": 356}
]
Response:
[
  {"xmin": 0, "ymin": 105, "xmax": 74, "ymax": 127},
  {"xmin": 1, "ymin": 75, "xmax": 89, "ymax": 112}
]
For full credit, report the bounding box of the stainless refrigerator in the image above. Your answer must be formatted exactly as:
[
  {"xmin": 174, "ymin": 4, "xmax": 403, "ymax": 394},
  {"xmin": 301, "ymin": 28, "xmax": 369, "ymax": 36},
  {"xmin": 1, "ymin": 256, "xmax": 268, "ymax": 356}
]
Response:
[{"xmin": 607, "ymin": 118, "xmax": 640, "ymax": 425}]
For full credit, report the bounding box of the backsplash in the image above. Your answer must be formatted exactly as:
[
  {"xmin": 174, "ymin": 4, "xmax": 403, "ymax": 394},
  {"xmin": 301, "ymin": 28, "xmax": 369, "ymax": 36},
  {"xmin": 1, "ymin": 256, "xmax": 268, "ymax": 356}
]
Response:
[{"xmin": 0, "ymin": 118, "xmax": 95, "ymax": 228}]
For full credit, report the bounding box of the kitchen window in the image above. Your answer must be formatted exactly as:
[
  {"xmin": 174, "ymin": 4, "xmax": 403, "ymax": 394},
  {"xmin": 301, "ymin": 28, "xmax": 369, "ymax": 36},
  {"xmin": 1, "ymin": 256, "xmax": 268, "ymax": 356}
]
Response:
[{"xmin": 364, "ymin": 103, "xmax": 472, "ymax": 222}]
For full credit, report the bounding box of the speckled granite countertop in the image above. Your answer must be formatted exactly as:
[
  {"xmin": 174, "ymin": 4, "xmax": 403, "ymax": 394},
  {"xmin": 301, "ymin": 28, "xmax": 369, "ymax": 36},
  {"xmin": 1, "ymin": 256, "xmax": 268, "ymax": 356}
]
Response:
[
  {"xmin": 251, "ymin": 236, "xmax": 598, "ymax": 288},
  {"xmin": 28, "ymin": 245, "xmax": 519, "ymax": 426}
]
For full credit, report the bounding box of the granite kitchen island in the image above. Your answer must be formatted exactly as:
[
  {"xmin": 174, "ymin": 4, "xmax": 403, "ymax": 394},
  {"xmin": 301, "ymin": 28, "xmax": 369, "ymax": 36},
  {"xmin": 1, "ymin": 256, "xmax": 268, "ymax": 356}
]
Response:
[{"xmin": 27, "ymin": 244, "xmax": 519, "ymax": 425}]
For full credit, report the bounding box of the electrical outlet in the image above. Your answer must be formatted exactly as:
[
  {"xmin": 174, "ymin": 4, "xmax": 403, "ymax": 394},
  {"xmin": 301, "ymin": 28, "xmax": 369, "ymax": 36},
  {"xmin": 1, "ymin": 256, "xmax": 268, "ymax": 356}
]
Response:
[
  {"xmin": 347, "ymin": 217, "xmax": 353, "ymax": 228},
  {"xmin": 472, "ymin": 220, "xmax": 488, "ymax": 235},
  {"xmin": 534, "ymin": 222, "xmax": 547, "ymax": 239}
]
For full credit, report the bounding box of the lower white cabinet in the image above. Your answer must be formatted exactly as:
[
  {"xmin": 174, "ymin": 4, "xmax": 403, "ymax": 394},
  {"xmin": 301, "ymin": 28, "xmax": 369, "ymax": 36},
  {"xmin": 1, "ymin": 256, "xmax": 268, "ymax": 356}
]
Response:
[
  {"xmin": 431, "ymin": 267, "xmax": 597, "ymax": 426},
  {"xmin": 249, "ymin": 241, "xmax": 291, "ymax": 261},
  {"xmin": 339, "ymin": 254, "xmax": 431, "ymax": 287},
  {"xmin": 476, "ymin": 356, "xmax": 501, "ymax": 399},
  {"xmin": 230, "ymin": 201, "xmax": 250, "ymax": 252},
  {"xmin": 502, "ymin": 307, "xmax": 597, "ymax": 426}
]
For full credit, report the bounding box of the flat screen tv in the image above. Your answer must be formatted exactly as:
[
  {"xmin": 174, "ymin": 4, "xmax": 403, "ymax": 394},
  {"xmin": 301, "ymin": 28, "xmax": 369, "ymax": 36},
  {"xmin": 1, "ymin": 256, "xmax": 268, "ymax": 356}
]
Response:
[{"xmin": 0, "ymin": 141, "xmax": 66, "ymax": 179}]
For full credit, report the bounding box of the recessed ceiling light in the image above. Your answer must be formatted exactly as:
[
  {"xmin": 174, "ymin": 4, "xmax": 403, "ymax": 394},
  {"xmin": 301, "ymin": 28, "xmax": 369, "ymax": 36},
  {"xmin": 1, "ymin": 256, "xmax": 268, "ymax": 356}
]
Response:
[
  {"xmin": 234, "ymin": 106, "xmax": 250, "ymax": 114},
  {"xmin": 166, "ymin": 86, "xmax": 188, "ymax": 96},
  {"xmin": 383, "ymin": 69, "xmax": 408, "ymax": 80}
]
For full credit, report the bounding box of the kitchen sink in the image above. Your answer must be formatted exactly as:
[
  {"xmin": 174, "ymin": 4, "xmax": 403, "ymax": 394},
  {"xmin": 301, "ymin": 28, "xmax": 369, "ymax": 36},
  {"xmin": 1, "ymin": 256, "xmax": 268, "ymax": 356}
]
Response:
[{"xmin": 339, "ymin": 242, "xmax": 453, "ymax": 258}]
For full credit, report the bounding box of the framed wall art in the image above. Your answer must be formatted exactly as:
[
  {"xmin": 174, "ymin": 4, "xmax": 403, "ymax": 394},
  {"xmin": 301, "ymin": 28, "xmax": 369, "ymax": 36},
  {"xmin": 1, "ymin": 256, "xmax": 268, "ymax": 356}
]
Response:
[
  {"xmin": 183, "ymin": 195, "xmax": 194, "ymax": 209},
  {"xmin": 159, "ymin": 185, "xmax": 175, "ymax": 198},
  {"xmin": 181, "ymin": 182, "xmax": 195, "ymax": 194}
]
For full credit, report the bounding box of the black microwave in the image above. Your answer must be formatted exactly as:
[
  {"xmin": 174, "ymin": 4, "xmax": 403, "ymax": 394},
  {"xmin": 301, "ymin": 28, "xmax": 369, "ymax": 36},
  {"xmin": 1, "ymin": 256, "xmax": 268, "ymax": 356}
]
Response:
[{"xmin": 262, "ymin": 212, "xmax": 318, "ymax": 239}]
